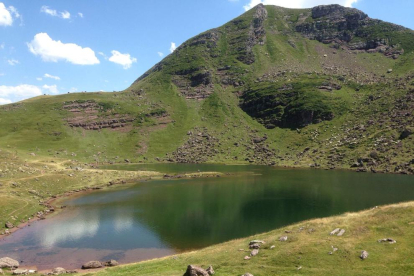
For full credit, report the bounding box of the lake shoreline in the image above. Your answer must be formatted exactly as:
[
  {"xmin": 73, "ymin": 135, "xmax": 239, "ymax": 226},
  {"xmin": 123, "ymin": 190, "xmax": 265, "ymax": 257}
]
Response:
[{"xmin": 0, "ymin": 169, "xmax": 225, "ymax": 240}]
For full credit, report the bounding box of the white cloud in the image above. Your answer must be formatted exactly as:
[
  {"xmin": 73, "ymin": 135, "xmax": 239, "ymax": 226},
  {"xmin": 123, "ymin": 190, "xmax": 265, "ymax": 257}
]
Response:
[
  {"xmin": 44, "ymin": 73, "xmax": 60, "ymax": 80},
  {"xmin": 108, "ymin": 50, "xmax": 137, "ymax": 69},
  {"xmin": 243, "ymin": 0, "xmax": 358, "ymax": 10},
  {"xmin": 0, "ymin": 98, "xmax": 11, "ymax": 105},
  {"xmin": 78, "ymin": 12, "xmax": 83, "ymax": 18},
  {"xmin": 41, "ymin": 6, "xmax": 71, "ymax": 19},
  {"xmin": 98, "ymin": 51, "xmax": 108, "ymax": 59},
  {"xmin": 7, "ymin": 59, "xmax": 19, "ymax": 65},
  {"xmin": 36, "ymin": 77, "xmax": 42, "ymax": 81},
  {"xmin": 8, "ymin": 6, "xmax": 23, "ymax": 26},
  {"xmin": 69, "ymin": 87, "xmax": 78, "ymax": 92},
  {"xmin": 157, "ymin": 52, "xmax": 164, "ymax": 57},
  {"xmin": 169, "ymin": 42, "xmax": 177, "ymax": 53},
  {"xmin": 42, "ymin": 84, "xmax": 59, "ymax": 94},
  {"xmin": 27, "ymin": 33, "xmax": 100, "ymax": 65},
  {"xmin": 0, "ymin": 43, "xmax": 4, "ymax": 49},
  {"xmin": 61, "ymin": 11, "xmax": 70, "ymax": 19},
  {"xmin": 0, "ymin": 3, "xmax": 12, "ymax": 26},
  {"xmin": 0, "ymin": 84, "xmax": 43, "ymax": 102}
]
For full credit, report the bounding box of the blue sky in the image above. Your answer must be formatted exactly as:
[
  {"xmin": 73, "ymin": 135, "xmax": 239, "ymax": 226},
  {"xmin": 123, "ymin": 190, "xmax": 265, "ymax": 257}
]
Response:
[{"xmin": 0, "ymin": 0, "xmax": 413, "ymax": 104}]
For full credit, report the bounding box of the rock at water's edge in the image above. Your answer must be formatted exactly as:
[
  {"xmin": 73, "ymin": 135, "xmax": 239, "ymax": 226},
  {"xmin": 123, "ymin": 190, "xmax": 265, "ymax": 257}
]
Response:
[{"xmin": 0, "ymin": 257, "xmax": 19, "ymax": 269}]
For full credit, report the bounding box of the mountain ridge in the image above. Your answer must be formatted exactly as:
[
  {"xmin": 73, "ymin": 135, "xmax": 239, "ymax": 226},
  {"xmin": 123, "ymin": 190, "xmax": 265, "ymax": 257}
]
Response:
[{"xmin": 0, "ymin": 3, "xmax": 413, "ymax": 174}]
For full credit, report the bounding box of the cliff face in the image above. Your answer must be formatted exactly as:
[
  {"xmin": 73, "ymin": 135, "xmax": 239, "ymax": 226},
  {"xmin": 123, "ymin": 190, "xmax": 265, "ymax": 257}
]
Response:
[{"xmin": 295, "ymin": 4, "xmax": 406, "ymax": 57}]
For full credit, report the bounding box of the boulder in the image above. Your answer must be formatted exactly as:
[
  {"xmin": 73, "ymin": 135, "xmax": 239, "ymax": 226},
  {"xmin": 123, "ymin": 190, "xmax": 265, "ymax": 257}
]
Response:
[
  {"xmin": 81, "ymin": 261, "xmax": 103, "ymax": 269},
  {"xmin": 279, "ymin": 236, "xmax": 288, "ymax": 241},
  {"xmin": 206, "ymin": 265, "xmax": 214, "ymax": 275},
  {"xmin": 12, "ymin": 269, "xmax": 27, "ymax": 275},
  {"xmin": 250, "ymin": 249, "xmax": 259, "ymax": 256},
  {"xmin": 330, "ymin": 228, "xmax": 340, "ymax": 235},
  {"xmin": 51, "ymin": 267, "xmax": 67, "ymax": 275},
  {"xmin": 104, "ymin": 260, "xmax": 119, "ymax": 267},
  {"xmin": 5, "ymin": 222, "xmax": 14, "ymax": 229},
  {"xmin": 360, "ymin": 250, "xmax": 369, "ymax": 260},
  {"xmin": 337, "ymin": 229, "xmax": 346, "ymax": 236},
  {"xmin": 378, "ymin": 238, "xmax": 396, "ymax": 244},
  {"xmin": 183, "ymin": 265, "xmax": 209, "ymax": 276},
  {"xmin": 249, "ymin": 240, "xmax": 265, "ymax": 245},
  {"xmin": 400, "ymin": 128, "xmax": 412, "ymax": 140},
  {"xmin": 249, "ymin": 243, "xmax": 261, "ymax": 249},
  {"xmin": 242, "ymin": 273, "xmax": 254, "ymax": 276},
  {"xmin": 0, "ymin": 257, "xmax": 19, "ymax": 269}
]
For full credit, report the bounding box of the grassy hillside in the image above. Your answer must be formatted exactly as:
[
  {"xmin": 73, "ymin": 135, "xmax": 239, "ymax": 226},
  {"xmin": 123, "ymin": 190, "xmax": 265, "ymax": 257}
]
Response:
[{"xmin": 0, "ymin": 3, "xmax": 413, "ymax": 173}]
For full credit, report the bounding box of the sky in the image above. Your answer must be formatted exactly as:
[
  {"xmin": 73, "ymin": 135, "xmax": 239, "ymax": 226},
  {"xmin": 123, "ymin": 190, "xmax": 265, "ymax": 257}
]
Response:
[{"xmin": 0, "ymin": 0, "xmax": 413, "ymax": 105}]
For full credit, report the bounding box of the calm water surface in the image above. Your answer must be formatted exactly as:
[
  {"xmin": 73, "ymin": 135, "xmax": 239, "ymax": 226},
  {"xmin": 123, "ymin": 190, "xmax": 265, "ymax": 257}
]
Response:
[{"xmin": 0, "ymin": 164, "xmax": 413, "ymax": 270}]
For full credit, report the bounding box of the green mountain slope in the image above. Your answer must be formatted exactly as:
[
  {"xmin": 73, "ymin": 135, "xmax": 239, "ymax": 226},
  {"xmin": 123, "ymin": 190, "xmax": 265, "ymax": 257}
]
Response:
[{"xmin": 1, "ymin": 4, "xmax": 413, "ymax": 174}]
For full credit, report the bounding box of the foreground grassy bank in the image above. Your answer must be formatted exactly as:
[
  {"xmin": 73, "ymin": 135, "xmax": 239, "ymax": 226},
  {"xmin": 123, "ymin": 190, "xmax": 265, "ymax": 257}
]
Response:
[{"xmin": 90, "ymin": 201, "xmax": 414, "ymax": 276}]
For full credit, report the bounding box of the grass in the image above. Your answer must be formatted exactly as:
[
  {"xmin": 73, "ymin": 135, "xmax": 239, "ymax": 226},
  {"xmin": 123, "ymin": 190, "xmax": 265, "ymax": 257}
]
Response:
[
  {"xmin": 0, "ymin": 5, "xmax": 413, "ymax": 273},
  {"xmin": 85, "ymin": 201, "xmax": 414, "ymax": 276}
]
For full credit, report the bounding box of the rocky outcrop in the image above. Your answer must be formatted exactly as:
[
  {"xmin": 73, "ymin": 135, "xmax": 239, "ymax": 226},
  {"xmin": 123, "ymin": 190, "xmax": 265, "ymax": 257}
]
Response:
[
  {"xmin": 64, "ymin": 100, "xmax": 135, "ymax": 131},
  {"xmin": 296, "ymin": 5, "xmax": 368, "ymax": 43},
  {"xmin": 295, "ymin": 4, "xmax": 405, "ymax": 57},
  {"xmin": 168, "ymin": 128, "xmax": 219, "ymax": 163},
  {"xmin": 240, "ymin": 84, "xmax": 334, "ymax": 129},
  {"xmin": 236, "ymin": 4, "xmax": 268, "ymax": 64}
]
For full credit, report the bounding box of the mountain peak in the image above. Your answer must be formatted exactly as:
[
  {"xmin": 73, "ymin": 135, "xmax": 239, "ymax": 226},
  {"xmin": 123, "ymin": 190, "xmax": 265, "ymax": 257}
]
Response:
[{"xmin": 311, "ymin": 4, "xmax": 368, "ymax": 20}]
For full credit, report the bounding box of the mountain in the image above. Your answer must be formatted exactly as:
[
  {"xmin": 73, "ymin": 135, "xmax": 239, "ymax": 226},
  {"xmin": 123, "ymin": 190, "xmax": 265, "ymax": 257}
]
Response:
[{"xmin": 1, "ymin": 4, "xmax": 413, "ymax": 174}]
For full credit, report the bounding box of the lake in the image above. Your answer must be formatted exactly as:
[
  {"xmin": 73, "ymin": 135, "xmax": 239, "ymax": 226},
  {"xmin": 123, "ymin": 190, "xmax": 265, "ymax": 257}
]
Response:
[{"xmin": 0, "ymin": 164, "xmax": 413, "ymax": 270}]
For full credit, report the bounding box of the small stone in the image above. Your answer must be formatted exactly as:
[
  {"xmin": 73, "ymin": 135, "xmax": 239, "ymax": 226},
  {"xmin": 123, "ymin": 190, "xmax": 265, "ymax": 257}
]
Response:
[
  {"xmin": 249, "ymin": 243, "xmax": 261, "ymax": 249},
  {"xmin": 81, "ymin": 261, "xmax": 103, "ymax": 269},
  {"xmin": 270, "ymin": 245, "xmax": 275, "ymax": 249},
  {"xmin": 337, "ymin": 229, "xmax": 346, "ymax": 236},
  {"xmin": 330, "ymin": 228, "xmax": 340, "ymax": 235},
  {"xmin": 242, "ymin": 273, "xmax": 253, "ymax": 276},
  {"xmin": 378, "ymin": 238, "xmax": 396, "ymax": 244},
  {"xmin": 104, "ymin": 260, "xmax": 119, "ymax": 267},
  {"xmin": 250, "ymin": 249, "xmax": 259, "ymax": 256},
  {"xmin": 206, "ymin": 265, "xmax": 214, "ymax": 275},
  {"xmin": 12, "ymin": 269, "xmax": 28, "ymax": 275},
  {"xmin": 297, "ymin": 266, "xmax": 302, "ymax": 270},
  {"xmin": 5, "ymin": 222, "xmax": 14, "ymax": 229},
  {"xmin": 279, "ymin": 236, "xmax": 288, "ymax": 242},
  {"xmin": 51, "ymin": 267, "xmax": 66, "ymax": 275},
  {"xmin": 360, "ymin": 250, "xmax": 369, "ymax": 260},
  {"xmin": 244, "ymin": 256, "xmax": 251, "ymax": 260},
  {"xmin": 249, "ymin": 240, "xmax": 265, "ymax": 245}
]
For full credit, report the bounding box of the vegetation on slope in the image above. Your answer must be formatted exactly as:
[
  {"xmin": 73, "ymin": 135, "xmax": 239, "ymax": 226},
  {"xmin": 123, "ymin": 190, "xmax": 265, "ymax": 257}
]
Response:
[{"xmin": 0, "ymin": 4, "xmax": 413, "ymax": 171}]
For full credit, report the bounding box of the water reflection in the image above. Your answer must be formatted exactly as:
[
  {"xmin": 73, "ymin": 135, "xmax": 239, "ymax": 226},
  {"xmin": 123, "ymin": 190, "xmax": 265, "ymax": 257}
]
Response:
[{"xmin": 41, "ymin": 210, "xmax": 100, "ymax": 248}]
